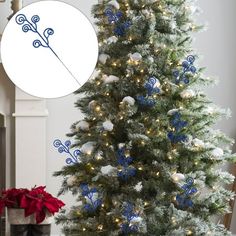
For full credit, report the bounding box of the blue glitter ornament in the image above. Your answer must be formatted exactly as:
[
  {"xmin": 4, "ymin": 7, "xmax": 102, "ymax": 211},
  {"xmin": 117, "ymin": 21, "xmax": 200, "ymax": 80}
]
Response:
[
  {"xmin": 117, "ymin": 147, "xmax": 136, "ymax": 181},
  {"xmin": 170, "ymin": 112, "xmax": 188, "ymax": 132},
  {"xmin": 173, "ymin": 55, "xmax": 197, "ymax": 84},
  {"xmin": 105, "ymin": 8, "xmax": 123, "ymax": 23},
  {"xmin": 80, "ymin": 184, "xmax": 102, "ymax": 213},
  {"xmin": 168, "ymin": 112, "xmax": 188, "ymax": 143},
  {"xmin": 121, "ymin": 203, "xmax": 139, "ymax": 235},
  {"xmin": 176, "ymin": 177, "xmax": 197, "ymax": 208},
  {"xmin": 144, "ymin": 77, "xmax": 160, "ymax": 96},
  {"xmin": 168, "ymin": 132, "xmax": 187, "ymax": 144},
  {"xmin": 136, "ymin": 96, "xmax": 155, "ymax": 107},
  {"xmin": 137, "ymin": 76, "xmax": 160, "ymax": 107},
  {"xmin": 105, "ymin": 8, "xmax": 131, "ymax": 37}
]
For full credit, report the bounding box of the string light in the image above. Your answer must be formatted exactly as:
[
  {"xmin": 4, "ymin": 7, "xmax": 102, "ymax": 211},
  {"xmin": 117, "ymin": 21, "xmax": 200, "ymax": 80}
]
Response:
[
  {"xmin": 95, "ymin": 106, "xmax": 101, "ymax": 112},
  {"xmin": 96, "ymin": 155, "xmax": 103, "ymax": 160},
  {"xmin": 83, "ymin": 228, "xmax": 86, "ymax": 232},
  {"xmin": 96, "ymin": 81, "xmax": 101, "ymax": 85},
  {"xmin": 115, "ymin": 218, "xmax": 120, "ymax": 223},
  {"xmin": 186, "ymin": 230, "xmax": 193, "ymax": 235},
  {"xmin": 138, "ymin": 167, "xmax": 143, "ymax": 171},
  {"xmin": 86, "ymin": 151, "xmax": 92, "ymax": 156},
  {"xmin": 156, "ymin": 172, "xmax": 160, "ymax": 176},
  {"xmin": 171, "ymin": 217, "xmax": 176, "ymax": 224},
  {"xmin": 125, "ymin": 150, "xmax": 130, "ymax": 157},
  {"xmin": 146, "ymin": 131, "xmax": 151, "ymax": 135},
  {"xmin": 191, "ymin": 24, "xmax": 196, "ymax": 31},
  {"xmin": 98, "ymin": 225, "xmax": 103, "ymax": 231}
]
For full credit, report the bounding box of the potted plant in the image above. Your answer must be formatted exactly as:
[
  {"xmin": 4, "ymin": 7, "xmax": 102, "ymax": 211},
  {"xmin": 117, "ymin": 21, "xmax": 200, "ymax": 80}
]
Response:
[{"xmin": 0, "ymin": 186, "xmax": 65, "ymax": 236}]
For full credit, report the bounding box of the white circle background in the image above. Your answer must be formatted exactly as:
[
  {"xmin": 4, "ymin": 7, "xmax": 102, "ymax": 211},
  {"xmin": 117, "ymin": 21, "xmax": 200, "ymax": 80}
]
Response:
[{"xmin": 1, "ymin": 1, "xmax": 98, "ymax": 98}]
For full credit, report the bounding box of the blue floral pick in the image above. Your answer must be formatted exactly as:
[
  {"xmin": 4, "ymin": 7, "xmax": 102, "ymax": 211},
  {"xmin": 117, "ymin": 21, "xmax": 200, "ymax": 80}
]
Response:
[
  {"xmin": 80, "ymin": 183, "xmax": 102, "ymax": 213},
  {"xmin": 105, "ymin": 8, "xmax": 131, "ymax": 37},
  {"xmin": 121, "ymin": 203, "xmax": 139, "ymax": 234},
  {"xmin": 117, "ymin": 147, "xmax": 136, "ymax": 181},
  {"xmin": 53, "ymin": 139, "xmax": 81, "ymax": 165},
  {"xmin": 168, "ymin": 112, "xmax": 188, "ymax": 144},
  {"xmin": 137, "ymin": 76, "xmax": 160, "ymax": 107},
  {"xmin": 173, "ymin": 55, "xmax": 197, "ymax": 84},
  {"xmin": 176, "ymin": 177, "xmax": 198, "ymax": 208},
  {"xmin": 15, "ymin": 14, "xmax": 80, "ymax": 85}
]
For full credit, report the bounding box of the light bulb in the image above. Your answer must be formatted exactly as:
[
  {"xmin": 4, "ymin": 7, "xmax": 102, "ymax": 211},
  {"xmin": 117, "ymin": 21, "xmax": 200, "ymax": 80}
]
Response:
[
  {"xmin": 98, "ymin": 225, "xmax": 103, "ymax": 230},
  {"xmin": 95, "ymin": 106, "xmax": 101, "ymax": 112},
  {"xmin": 186, "ymin": 230, "xmax": 193, "ymax": 235}
]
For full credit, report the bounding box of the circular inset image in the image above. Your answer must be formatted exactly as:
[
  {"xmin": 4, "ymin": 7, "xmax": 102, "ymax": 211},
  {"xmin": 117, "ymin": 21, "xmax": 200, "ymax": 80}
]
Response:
[{"xmin": 1, "ymin": 0, "xmax": 98, "ymax": 98}]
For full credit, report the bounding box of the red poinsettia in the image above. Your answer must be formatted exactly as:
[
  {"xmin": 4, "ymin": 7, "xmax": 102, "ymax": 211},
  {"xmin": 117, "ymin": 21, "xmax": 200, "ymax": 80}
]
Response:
[
  {"xmin": 0, "ymin": 186, "xmax": 65, "ymax": 224},
  {"xmin": 0, "ymin": 188, "xmax": 30, "ymax": 214}
]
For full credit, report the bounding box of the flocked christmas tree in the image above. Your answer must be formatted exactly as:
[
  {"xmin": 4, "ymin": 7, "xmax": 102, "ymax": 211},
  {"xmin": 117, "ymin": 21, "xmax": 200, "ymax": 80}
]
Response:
[{"xmin": 54, "ymin": 0, "xmax": 236, "ymax": 235}]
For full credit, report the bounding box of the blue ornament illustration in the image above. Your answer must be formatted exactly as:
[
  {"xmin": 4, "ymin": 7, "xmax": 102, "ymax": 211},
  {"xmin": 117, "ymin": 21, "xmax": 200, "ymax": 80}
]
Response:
[
  {"xmin": 80, "ymin": 184, "xmax": 102, "ymax": 213},
  {"xmin": 121, "ymin": 203, "xmax": 139, "ymax": 234},
  {"xmin": 173, "ymin": 55, "xmax": 197, "ymax": 84},
  {"xmin": 176, "ymin": 177, "xmax": 198, "ymax": 208},
  {"xmin": 117, "ymin": 147, "xmax": 136, "ymax": 181},
  {"xmin": 15, "ymin": 14, "xmax": 80, "ymax": 85},
  {"xmin": 53, "ymin": 139, "xmax": 81, "ymax": 165}
]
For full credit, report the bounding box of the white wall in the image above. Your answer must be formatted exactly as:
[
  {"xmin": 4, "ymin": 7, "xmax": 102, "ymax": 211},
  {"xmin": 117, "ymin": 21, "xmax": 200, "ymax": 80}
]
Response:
[{"xmin": 193, "ymin": 1, "xmax": 236, "ymax": 233}]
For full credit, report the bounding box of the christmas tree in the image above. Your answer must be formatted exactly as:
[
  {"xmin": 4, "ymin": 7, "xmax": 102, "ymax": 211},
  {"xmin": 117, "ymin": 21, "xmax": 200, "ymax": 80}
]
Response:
[{"xmin": 54, "ymin": 0, "xmax": 236, "ymax": 235}]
